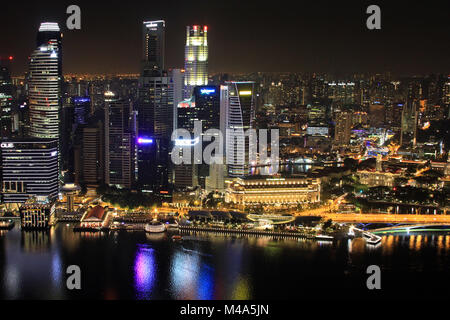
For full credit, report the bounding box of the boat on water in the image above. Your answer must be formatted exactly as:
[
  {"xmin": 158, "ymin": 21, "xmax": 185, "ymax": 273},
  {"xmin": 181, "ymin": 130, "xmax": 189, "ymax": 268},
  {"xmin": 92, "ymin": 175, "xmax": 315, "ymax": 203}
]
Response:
[
  {"xmin": 172, "ymin": 235, "xmax": 183, "ymax": 242},
  {"xmin": 0, "ymin": 220, "xmax": 15, "ymax": 230},
  {"xmin": 145, "ymin": 220, "xmax": 166, "ymax": 233},
  {"xmin": 315, "ymin": 234, "xmax": 334, "ymax": 241}
]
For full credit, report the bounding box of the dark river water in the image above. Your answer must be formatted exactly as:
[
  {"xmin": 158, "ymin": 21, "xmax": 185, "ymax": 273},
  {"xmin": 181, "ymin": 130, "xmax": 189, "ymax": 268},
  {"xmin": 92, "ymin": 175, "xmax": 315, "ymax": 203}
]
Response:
[{"xmin": 0, "ymin": 222, "xmax": 449, "ymax": 300}]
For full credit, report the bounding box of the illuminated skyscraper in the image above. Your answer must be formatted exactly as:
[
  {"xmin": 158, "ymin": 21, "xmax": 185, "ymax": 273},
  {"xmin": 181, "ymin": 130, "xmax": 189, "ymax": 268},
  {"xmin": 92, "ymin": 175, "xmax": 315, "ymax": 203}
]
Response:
[
  {"xmin": 184, "ymin": 25, "xmax": 208, "ymax": 99},
  {"xmin": 28, "ymin": 22, "xmax": 62, "ymax": 140},
  {"xmin": 137, "ymin": 20, "xmax": 182, "ymax": 196},
  {"xmin": 142, "ymin": 20, "xmax": 165, "ymax": 71},
  {"xmin": 0, "ymin": 57, "xmax": 14, "ymax": 139},
  {"xmin": 400, "ymin": 100, "xmax": 418, "ymax": 149},
  {"xmin": 334, "ymin": 111, "xmax": 352, "ymax": 147},
  {"xmin": 174, "ymin": 85, "xmax": 220, "ymax": 190},
  {"xmin": 104, "ymin": 92, "xmax": 135, "ymax": 189},
  {"xmin": 220, "ymin": 82, "xmax": 255, "ymax": 178}
]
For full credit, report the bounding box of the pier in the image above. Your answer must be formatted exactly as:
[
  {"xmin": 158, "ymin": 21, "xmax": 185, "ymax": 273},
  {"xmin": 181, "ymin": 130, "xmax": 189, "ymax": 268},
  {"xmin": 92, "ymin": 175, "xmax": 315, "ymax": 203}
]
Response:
[{"xmin": 179, "ymin": 225, "xmax": 323, "ymax": 240}]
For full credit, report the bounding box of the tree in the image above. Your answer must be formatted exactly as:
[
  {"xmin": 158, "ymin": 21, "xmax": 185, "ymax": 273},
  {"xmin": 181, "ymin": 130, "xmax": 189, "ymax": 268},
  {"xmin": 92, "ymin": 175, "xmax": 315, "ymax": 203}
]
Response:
[
  {"xmin": 344, "ymin": 158, "xmax": 358, "ymax": 171},
  {"xmin": 322, "ymin": 219, "xmax": 333, "ymax": 231}
]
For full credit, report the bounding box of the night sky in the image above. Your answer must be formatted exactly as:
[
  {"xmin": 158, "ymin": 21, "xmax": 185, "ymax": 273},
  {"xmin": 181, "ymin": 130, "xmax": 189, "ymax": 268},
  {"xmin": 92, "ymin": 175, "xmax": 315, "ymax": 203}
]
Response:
[{"xmin": 1, "ymin": 0, "xmax": 449, "ymax": 76}]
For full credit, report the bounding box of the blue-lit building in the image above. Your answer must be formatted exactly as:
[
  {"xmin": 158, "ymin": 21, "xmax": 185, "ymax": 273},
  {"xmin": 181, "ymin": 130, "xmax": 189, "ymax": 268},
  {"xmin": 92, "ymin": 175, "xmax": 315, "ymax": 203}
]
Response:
[{"xmin": 73, "ymin": 96, "xmax": 91, "ymax": 125}]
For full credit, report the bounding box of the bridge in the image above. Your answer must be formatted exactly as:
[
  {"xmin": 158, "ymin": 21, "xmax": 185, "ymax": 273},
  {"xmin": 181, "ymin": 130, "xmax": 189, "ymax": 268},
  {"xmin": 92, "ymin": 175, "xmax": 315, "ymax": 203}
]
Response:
[
  {"xmin": 371, "ymin": 224, "xmax": 450, "ymax": 235},
  {"xmin": 294, "ymin": 211, "xmax": 450, "ymax": 224}
]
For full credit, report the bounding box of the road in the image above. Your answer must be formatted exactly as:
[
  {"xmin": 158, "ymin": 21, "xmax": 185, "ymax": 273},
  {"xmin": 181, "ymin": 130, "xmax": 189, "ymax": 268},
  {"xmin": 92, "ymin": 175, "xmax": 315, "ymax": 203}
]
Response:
[{"xmin": 294, "ymin": 212, "xmax": 450, "ymax": 224}]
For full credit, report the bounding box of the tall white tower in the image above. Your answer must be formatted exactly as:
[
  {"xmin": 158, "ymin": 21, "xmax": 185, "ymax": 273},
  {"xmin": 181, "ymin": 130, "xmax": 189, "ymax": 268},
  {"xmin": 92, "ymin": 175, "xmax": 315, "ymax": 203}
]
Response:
[{"xmin": 29, "ymin": 22, "xmax": 62, "ymax": 139}]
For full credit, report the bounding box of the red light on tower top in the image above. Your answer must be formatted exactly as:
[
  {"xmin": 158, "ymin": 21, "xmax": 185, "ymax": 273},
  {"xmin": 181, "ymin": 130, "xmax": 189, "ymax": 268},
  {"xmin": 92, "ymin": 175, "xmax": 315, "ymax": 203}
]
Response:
[
  {"xmin": 204, "ymin": 26, "xmax": 208, "ymax": 32},
  {"xmin": 193, "ymin": 25, "xmax": 198, "ymax": 31},
  {"xmin": 9, "ymin": 56, "xmax": 13, "ymax": 60}
]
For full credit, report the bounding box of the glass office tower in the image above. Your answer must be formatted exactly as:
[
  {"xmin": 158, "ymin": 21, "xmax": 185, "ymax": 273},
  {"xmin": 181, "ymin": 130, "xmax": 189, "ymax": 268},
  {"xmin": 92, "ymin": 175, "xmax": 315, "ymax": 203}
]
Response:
[
  {"xmin": 143, "ymin": 20, "xmax": 165, "ymax": 71},
  {"xmin": 220, "ymin": 82, "xmax": 255, "ymax": 178},
  {"xmin": 28, "ymin": 22, "xmax": 62, "ymax": 140},
  {"xmin": 137, "ymin": 20, "xmax": 182, "ymax": 197}
]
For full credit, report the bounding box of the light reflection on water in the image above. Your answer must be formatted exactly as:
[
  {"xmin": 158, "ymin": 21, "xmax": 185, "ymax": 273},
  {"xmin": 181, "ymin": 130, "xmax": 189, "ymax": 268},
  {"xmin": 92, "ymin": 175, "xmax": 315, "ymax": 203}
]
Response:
[
  {"xmin": 134, "ymin": 245, "xmax": 156, "ymax": 300},
  {"xmin": 0, "ymin": 224, "xmax": 449, "ymax": 299}
]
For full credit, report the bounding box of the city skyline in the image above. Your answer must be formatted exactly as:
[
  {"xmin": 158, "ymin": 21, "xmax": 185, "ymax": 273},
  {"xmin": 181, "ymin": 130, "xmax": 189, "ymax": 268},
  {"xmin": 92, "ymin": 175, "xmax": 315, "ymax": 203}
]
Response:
[
  {"xmin": 0, "ymin": 1, "xmax": 449, "ymax": 305},
  {"xmin": 0, "ymin": 1, "xmax": 449, "ymax": 76}
]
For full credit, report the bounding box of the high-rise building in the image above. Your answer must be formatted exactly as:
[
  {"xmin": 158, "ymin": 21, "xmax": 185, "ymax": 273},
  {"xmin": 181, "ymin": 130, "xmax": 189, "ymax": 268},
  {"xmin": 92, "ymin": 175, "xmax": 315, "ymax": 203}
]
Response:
[
  {"xmin": 73, "ymin": 96, "xmax": 91, "ymax": 125},
  {"xmin": 193, "ymin": 86, "xmax": 220, "ymax": 188},
  {"xmin": 28, "ymin": 22, "xmax": 62, "ymax": 140},
  {"xmin": 143, "ymin": 20, "xmax": 165, "ymax": 71},
  {"xmin": 221, "ymin": 82, "xmax": 256, "ymax": 178},
  {"xmin": 0, "ymin": 58, "xmax": 13, "ymax": 97},
  {"xmin": 81, "ymin": 120, "xmax": 104, "ymax": 188},
  {"xmin": 0, "ymin": 57, "xmax": 15, "ymax": 139},
  {"xmin": 385, "ymin": 102, "xmax": 404, "ymax": 131},
  {"xmin": 334, "ymin": 111, "xmax": 352, "ymax": 147},
  {"xmin": 443, "ymin": 78, "xmax": 450, "ymax": 106},
  {"xmin": 174, "ymin": 85, "xmax": 220, "ymax": 190},
  {"xmin": 400, "ymin": 100, "xmax": 418, "ymax": 149},
  {"xmin": 137, "ymin": 20, "xmax": 182, "ymax": 196},
  {"xmin": 307, "ymin": 99, "xmax": 329, "ymax": 136},
  {"xmin": 184, "ymin": 25, "xmax": 208, "ymax": 99},
  {"xmin": 105, "ymin": 93, "xmax": 135, "ymax": 189},
  {"xmin": 327, "ymin": 82, "xmax": 356, "ymax": 105},
  {"xmin": 137, "ymin": 71, "xmax": 178, "ymax": 194},
  {"xmin": 369, "ymin": 103, "xmax": 385, "ymax": 128},
  {"xmin": 1, "ymin": 138, "xmax": 59, "ymax": 205}
]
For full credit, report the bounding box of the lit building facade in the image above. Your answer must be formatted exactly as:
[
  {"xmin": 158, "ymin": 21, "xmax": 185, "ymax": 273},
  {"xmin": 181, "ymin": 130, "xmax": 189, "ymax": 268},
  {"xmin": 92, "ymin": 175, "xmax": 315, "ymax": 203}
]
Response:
[
  {"xmin": 28, "ymin": 22, "xmax": 62, "ymax": 140},
  {"xmin": 142, "ymin": 20, "xmax": 165, "ymax": 71},
  {"xmin": 81, "ymin": 121, "xmax": 104, "ymax": 188},
  {"xmin": 0, "ymin": 58, "xmax": 14, "ymax": 138},
  {"xmin": 1, "ymin": 139, "xmax": 59, "ymax": 204},
  {"xmin": 20, "ymin": 197, "xmax": 56, "ymax": 229},
  {"xmin": 334, "ymin": 111, "xmax": 352, "ymax": 147},
  {"xmin": 220, "ymin": 82, "xmax": 256, "ymax": 178},
  {"xmin": 357, "ymin": 170, "xmax": 400, "ymax": 187},
  {"xmin": 184, "ymin": 25, "xmax": 208, "ymax": 99},
  {"xmin": 105, "ymin": 93, "xmax": 135, "ymax": 189},
  {"xmin": 137, "ymin": 70, "xmax": 182, "ymax": 194},
  {"xmin": 137, "ymin": 20, "xmax": 182, "ymax": 197},
  {"xmin": 0, "ymin": 92, "xmax": 13, "ymax": 139},
  {"xmin": 80, "ymin": 206, "xmax": 110, "ymax": 229},
  {"xmin": 226, "ymin": 176, "xmax": 321, "ymax": 205},
  {"xmin": 400, "ymin": 100, "xmax": 418, "ymax": 149},
  {"xmin": 174, "ymin": 86, "xmax": 221, "ymax": 190}
]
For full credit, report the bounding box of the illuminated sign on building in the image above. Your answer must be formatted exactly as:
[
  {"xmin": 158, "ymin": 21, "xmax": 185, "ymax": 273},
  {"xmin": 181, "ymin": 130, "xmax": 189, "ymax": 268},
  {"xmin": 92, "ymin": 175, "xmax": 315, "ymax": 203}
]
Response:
[
  {"xmin": 137, "ymin": 138, "xmax": 154, "ymax": 145},
  {"xmin": 74, "ymin": 97, "xmax": 90, "ymax": 103},
  {"xmin": 1, "ymin": 143, "xmax": 13, "ymax": 149},
  {"xmin": 239, "ymin": 91, "xmax": 252, "ymax": 96},
  {"xmin": 200, "ymin": 88, "xmax": 216, "ymax": 95}
]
